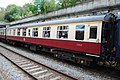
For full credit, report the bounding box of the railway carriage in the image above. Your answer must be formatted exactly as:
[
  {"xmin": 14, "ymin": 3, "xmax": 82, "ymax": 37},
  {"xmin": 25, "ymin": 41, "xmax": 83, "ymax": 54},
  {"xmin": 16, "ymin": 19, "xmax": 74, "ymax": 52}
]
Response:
[
  {"xmin": 0, "ymin": 28, "xmax": 6, "ymax": 42},
  {"xmin": 0, "ymin": 13, "xmax": 120, "ymax": 69},
  {"xmin": 6, "ymin": 15, "xmax": 103, "ymax": 59}
]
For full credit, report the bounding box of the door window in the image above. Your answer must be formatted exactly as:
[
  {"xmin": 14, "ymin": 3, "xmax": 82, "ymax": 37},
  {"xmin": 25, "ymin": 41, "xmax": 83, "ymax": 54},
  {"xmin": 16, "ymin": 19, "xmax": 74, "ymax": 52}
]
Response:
[{"xmin": 89, "ymin": 26, "xmax": 97, "ymax": 39}]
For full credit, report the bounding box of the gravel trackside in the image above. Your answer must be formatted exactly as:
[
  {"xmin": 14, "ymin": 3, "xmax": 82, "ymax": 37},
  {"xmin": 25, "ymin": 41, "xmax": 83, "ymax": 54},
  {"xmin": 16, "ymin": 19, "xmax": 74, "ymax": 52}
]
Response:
[
  {"xmin": 0, "ymin": 53, "xmax": 34, "ymax": 80},
  {"xmin": 0, "ymin": 42, "xmax": 116, "ymax": 80}
]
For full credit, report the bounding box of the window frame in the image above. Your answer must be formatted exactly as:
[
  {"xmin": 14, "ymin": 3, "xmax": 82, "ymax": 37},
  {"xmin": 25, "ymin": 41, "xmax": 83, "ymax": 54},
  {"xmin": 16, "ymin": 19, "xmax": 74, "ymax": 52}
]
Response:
[
  {"xmin": 13, "ymin": 29, "xmax": 16, "ymax": 36},
  {"xmin": 22, "ymin": 28, "xmax": 27, "ymax": 36},
  {"xmin": 42, "ymin": 27, "xmax": 51, "ymax": 38},
  {"xmin": 89, "ymin": 26, "xmax": 97, "ymax": 39},
  {"xmin": 28, "ymin": 29, "xmax": 31, "ymax": 36},
  {"xmin": 17, "ymin": 29, "xmax": 21, "ymax": 36},
  {"xmin": 32, "ymin": 28, "xmax": 38, "ymax": 37},
  {"xmin": 87, "ymin": 23, "xmax": 99, "ymax": 41},
  {"xmin": 75, "ymin": 24, "xmax": 85, "ymax": 40},
  {"xmin": 9, "ymin": 29, "xmax": 11, "ymax": 35},
  {"xmin": 57, "ymin": 26, "xmax": 69, "ymax": 39}
]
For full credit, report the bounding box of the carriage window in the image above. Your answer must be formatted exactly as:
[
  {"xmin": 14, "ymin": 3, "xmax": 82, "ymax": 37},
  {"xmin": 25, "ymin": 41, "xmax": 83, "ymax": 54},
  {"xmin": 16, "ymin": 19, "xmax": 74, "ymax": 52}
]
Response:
[
  {"xmin": 0, "ymin": 31, "xmax": 2, "ymax": 35},
  {"xmin": 13, "ymin": 30, "xmax": 16, "ymax": 35},
  {"xmin": 17, "ymin": 29, "xmax": 20, "ymax": 36},
  {"xmin": 43, "ymin": 27, "xmax": 51, "ymax": 38},
  {"xmin": 89, "ymin": 26, "xmax": 97, "ymax": 39},
  {"xmin": 3, "ymin": 30, "xmax": 4, "ymax": 35},
  {"xmin": 7, "ymin": 29, "xmax": 9, "ymax": 35},
  {"xmin": 32, "ymin": 28, "xmax": 38, "ymax": 37},
  {"xmin": 10, "ymin": 29, "xmax": 11, "ymax": 35},
  {"xmin": 2, "ymin": 30, "xmax": 4, "ymax": 35},
  {"xmin": 28, "ymin": 29, "xmax": 31, "ymax": 36},
  {"xmin": 22, "ymin": 28, "xmax": 26, "ymax": 36},
  {"xmin": 1, "ymin": 31, "xmax": 2, "ymax": 35},
  {"xmin": 1, "ymin": 30, "xmax": 2, "ymax": 35},
  {"xmin": 1, "ymin": 31, "xmax": 3, "ymax": 35},
  {"xmin": 75, "ymin": 25, "xmax": 85, "ymax": 40},
  {"xmin": 57, "ymin": 26, "xmax": 68, "ymax": 39}
]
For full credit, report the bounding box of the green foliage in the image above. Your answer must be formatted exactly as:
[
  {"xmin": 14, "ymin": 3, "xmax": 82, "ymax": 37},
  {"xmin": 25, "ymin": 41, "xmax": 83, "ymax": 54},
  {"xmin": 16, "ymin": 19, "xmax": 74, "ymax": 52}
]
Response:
[
  {"xmin": 3, "ymin": 4, "xmax": 37, "ymax": 22},
  {"xmin": 0, "ymin": 7, "xmax": 5, "ymax": 21},
  {"xmin": 58, "ymin": 0, "xmax": 85, "ymax": 8},
  {"xmin": 32, "ymin": 0, "xmax": 85, "ymax": 13},
  {"xmin": 0, "ymin": 0, "xmax": 85, "ymax": 22},
  {"xmin": 4, "ymin": 4, "xmax": 22, "ymax": 22},
  {"xmin": 33, "ymin": 0, "xmax": 56, "ymax": 14},
  {"xmin": 22, "ymin": 3, "xmax": 38, "ymax": 16}
]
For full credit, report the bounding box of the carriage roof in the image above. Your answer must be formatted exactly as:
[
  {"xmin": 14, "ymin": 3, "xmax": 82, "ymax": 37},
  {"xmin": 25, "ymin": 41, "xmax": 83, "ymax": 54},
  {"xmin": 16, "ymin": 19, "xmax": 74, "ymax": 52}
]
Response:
[{"xmin": 9, "ymin": 15, "xmax": 105, "ymax": 29}]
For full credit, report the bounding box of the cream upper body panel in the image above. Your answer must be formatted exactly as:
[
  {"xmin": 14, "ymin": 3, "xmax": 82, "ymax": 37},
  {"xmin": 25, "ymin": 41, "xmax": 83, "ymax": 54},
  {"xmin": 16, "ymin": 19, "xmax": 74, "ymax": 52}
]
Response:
[{"xmin": 7, "ymin": 21, "xmax": 103, "ymax": 43}]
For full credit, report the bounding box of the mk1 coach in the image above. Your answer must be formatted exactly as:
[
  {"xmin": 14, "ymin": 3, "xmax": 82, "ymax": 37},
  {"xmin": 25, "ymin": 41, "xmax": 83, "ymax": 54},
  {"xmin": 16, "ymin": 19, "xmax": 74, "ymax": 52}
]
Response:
[{"xmin": 0, "ymin": 13, "xmax": 120, "ymax": 70}]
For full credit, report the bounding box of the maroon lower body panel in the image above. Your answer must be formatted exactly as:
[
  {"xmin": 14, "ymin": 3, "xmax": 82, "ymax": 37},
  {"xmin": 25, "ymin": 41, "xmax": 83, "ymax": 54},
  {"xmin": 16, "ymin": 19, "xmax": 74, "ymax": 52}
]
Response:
[
  {"xmin": 6, "ymin": 36, "xmax": 101, "ymax": 55},
  {"xmin": 0, "ymin": 35, "xmax": 5, "ymax": 39}
]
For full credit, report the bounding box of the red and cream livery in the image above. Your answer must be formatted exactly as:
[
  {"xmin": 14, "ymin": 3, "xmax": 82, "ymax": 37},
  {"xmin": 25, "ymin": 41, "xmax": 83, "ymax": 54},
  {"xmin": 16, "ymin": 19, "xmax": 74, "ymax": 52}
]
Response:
[
  {"xmin": 0, "ymin": 13, "xmax": 119, "ymax": 67},
  {"xmin": 6, "ymin": 16, "xmax": 103, "ymax": 55},
  {"xmin": 0, "ymin": 28, "xmax": 6, "ymax": 41}
]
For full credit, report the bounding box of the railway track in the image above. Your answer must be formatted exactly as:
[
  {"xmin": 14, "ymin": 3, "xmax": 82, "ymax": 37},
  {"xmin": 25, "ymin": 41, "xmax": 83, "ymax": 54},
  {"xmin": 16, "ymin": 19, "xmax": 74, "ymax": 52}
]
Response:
[{"xmin": 0, "ymin": 45, "xmax": 78, "ymax": 80}]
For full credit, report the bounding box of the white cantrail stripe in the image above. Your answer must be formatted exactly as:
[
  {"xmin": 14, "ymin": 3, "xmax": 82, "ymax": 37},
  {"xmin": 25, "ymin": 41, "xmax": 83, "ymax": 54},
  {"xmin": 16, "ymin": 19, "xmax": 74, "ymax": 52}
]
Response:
[
  {"xmin": 32, "ymin": 70, "xmax": 48, "ymax": 76},
  {"xmin": 38, "ymin": 73, "xmax": 53, "ymax": 79},
  {"xmin": 27, "ymin": 67, "xmax": 42, "ymax": 72},
  {"xmin": 24, "ymin": 65, "xmax": 38, "ymax": 70},
  {"xmin": 50, "ymin": 76, "xmax": 61, "ymax": 80}
]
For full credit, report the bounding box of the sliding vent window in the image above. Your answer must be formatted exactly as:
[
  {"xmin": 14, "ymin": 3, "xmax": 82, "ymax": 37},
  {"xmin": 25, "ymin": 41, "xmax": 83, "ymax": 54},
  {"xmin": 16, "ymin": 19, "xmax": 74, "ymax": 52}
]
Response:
[
  {"xmin": 17, "ymin": 29, "xmax": 20, "ymax": 36},
  {"xmin": 75, "ymin": 25, "xmax": 85, "ymax": 40},
  {"xmin": 89, "ymin": 26, "xmax": 97, "ymax": 39},
  {"xmin": 32, "ymin": 28, "xmax": 38, "ymax": 37},
  {"xmin": 43, "ymin": 27, "xmax": 51, "ymax": 38},
  {"xmin": 22, "ymin": 28, "xmax": 26, "ymax": 36},
  {"xmin": 57, "ymin": 26, "xmax": 68, "ymax": 39}
]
